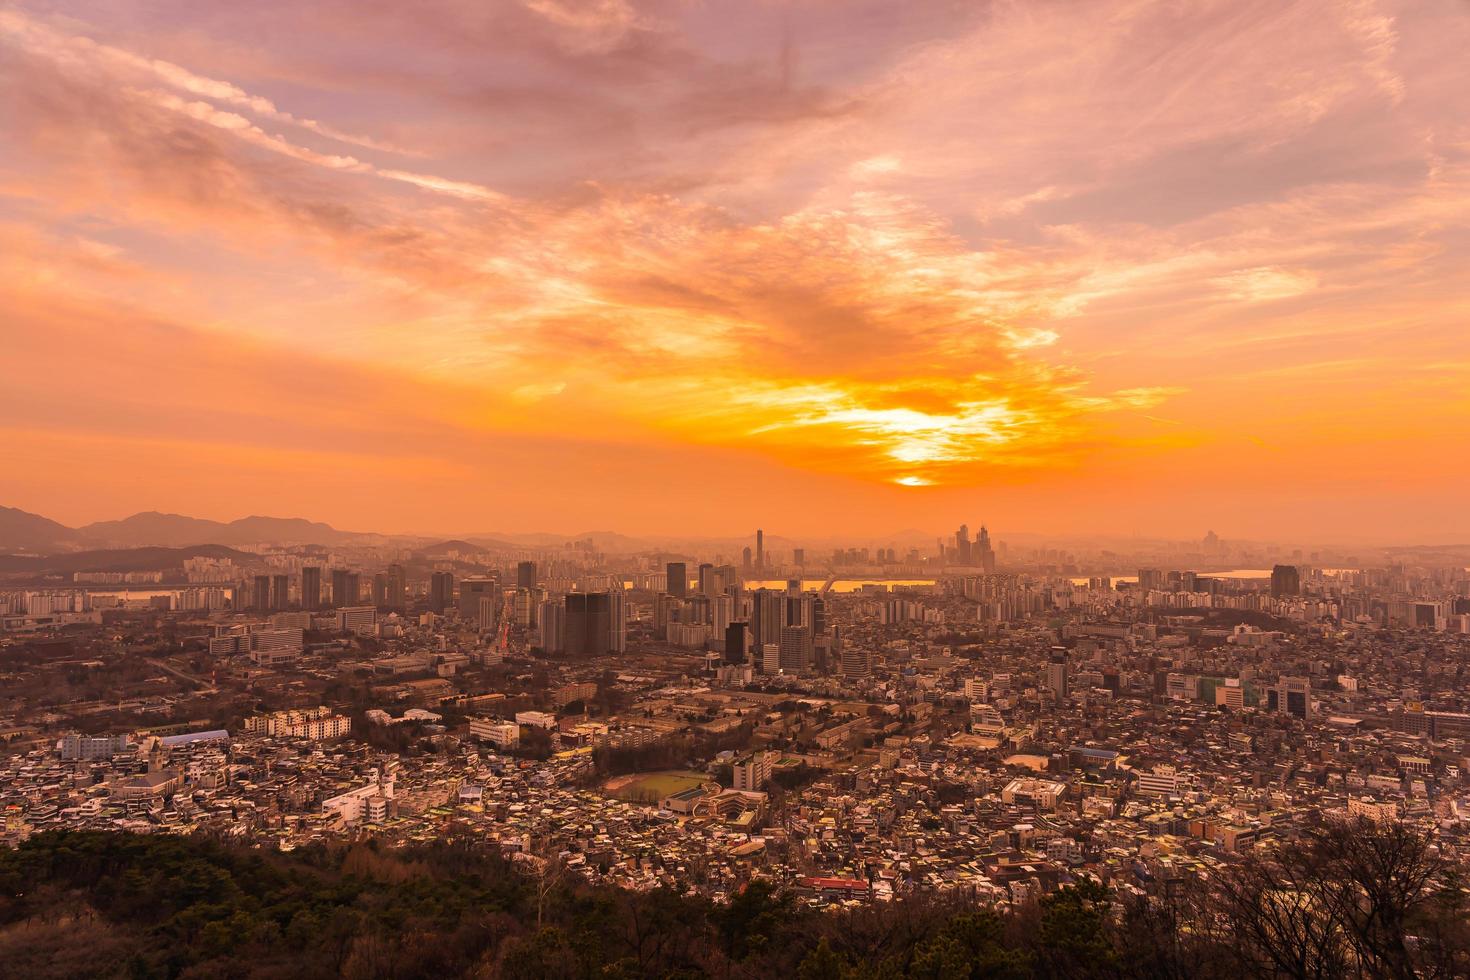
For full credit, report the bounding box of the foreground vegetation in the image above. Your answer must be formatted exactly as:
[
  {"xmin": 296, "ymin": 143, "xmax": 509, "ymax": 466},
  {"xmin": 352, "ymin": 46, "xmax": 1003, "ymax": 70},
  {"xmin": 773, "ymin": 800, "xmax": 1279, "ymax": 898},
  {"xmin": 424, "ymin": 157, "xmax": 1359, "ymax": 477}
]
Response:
[{"xmin": 0, "ymin": 819, "xmax": 1465, "ymax": 979}]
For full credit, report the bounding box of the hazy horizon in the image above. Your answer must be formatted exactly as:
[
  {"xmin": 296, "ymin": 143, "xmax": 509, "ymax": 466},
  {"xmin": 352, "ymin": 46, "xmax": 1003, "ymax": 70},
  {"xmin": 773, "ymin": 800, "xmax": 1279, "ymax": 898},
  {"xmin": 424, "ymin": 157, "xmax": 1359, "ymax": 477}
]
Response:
[{"xmin": 8, "ymin": 501, "xmax": 1470, "ymax": 552}]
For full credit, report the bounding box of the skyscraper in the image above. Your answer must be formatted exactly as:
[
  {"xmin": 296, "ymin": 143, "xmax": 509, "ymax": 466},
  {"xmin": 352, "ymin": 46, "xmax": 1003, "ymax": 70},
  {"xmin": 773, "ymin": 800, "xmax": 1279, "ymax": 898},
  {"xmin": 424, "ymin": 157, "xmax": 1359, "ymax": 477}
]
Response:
[
  {"xmin": 253, "ymin": 575, "xmax": 271, "ymax": 611},
  {"xmin": 779, "ymin": 624, "xmax": 811, "ymax": 673},
  {"xmin": 724, "ymin": 622, "xmax": 747, "ymax": 664},
  {"xmin": 538, "ymin": 599, "xmax": 566, "ymax": 653},
  {"xmin": 1271, "ymin": 564, "xmax": 1301, "ymax": 598},
  {"xmin": 955, "ymin": 524, "xmax": 971, "ymax": 564},
  {"xmin": 750, "ymin": 588, "xmax": 784, "ymax": 648},
  {"xmin": 459, "ymin": 577, "xmax": 499, "ymax": 628},
  {"xmin": 978, "ymin": 526, "xmax": 996, "ymax": 573},
  {"xmin": 429, "ymin": 571, "xmax": 454, "ymax": 614},
  {"xmin": 666, "ymin": 561, "xmax": 687, "ymax": 598},
  {"xmin": 271, "ymin": 574, "xmax": 289, "ymax": 611},
  {"xmin": 1044, "ymin": 649, "xmax": 1069, "ymax": 702},
  {"xmin": 330, "ymin": 568, "xmax": 359, "ymax": 608},
  {"xmin": 301, "ymin": 566, "xmax": 322, "ymax": 610},
  {"xmin": 755, "ymin": 529, "xmax": 764, "ymax": 570},
  {"xmin": 838, "ymin": 628, "xmax": 870, "ymax": 678},
  {"xmin": 565, "ymin": 592, "xmax": 624, "ymax": 656},
  {"xmin": 385, "ymin": 563, "xmax": 407, "ymax": 610},
  {"xmin": 516, "ymin": 561, "xmax": 537, "ymax": 590}
]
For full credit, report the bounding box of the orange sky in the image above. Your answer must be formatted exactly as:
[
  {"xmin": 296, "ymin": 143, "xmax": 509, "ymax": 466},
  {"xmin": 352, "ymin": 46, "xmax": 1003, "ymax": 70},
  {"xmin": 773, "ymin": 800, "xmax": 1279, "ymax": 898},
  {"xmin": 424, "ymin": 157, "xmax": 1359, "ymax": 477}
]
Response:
[{"xmin": 2, "ymin": 1, "xmax": 1468, "ymax": 540}]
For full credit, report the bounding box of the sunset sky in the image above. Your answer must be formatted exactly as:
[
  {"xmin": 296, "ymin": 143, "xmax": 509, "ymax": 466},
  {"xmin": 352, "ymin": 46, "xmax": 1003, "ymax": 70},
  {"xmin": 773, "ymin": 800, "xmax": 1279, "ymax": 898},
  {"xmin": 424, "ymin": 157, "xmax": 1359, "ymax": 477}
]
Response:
[{"xmin": 2, "ymin": 0, "xmax": 1468, "ymax": 540}]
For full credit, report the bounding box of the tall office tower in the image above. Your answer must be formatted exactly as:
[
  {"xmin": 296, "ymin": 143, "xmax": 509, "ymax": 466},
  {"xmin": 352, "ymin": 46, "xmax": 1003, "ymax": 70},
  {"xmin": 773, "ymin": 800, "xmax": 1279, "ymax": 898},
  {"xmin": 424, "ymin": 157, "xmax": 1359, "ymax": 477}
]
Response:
[
  {"xmin": 459, "ymin": 577, "xmax": 499, "ymax": 626},
  {"xmin": 301, "ymin": 566, "xmax": 322, "ymax": 610},
  {"xmin": 793, "ymin": 548, "xmax": 805, "ymax": 567},
  {"xmin": 538, "ymin": 599, "xmax": 566, "ymax": 653},
  {"xmin": 429, "ymin": 571, "xmax": 455, "ymax": 614},
  {"xmin": 1138, "ymin": 569, "xmax": 1165, "ymax": 592},
  {"xmin": 386, "ymin": 563, "xmax": 407, "ymax": 610},
  {"xmin": 809, "ymin": 594, "xmax": 826, "ymax": 636},
  {"xmin": 838, "ymin": 628, "xmax": 870, "ymax": 678},
  {"xmin": 253, "ymin": 575, "xmax": 271, "ymax": 611},
  {"xmin": 1272, "ymin": 676, "xmax": 1312, "ymax": 718},
  {"xmin": 565, "ymin": 592, "xmax": 623, "ymax": 656},
  {"xmin": 516, "ymin": 561, "xmax": 538, "ymax": 590},
  {"xmin": 371, "ymin": 573, "xmax": 389, "ymax": 608},
  {"xmin": 742, "ymin": 547, "xmax": 753, "ymax": 571},
  {"xmin": 724, "ymin": 622, "xmax": 747, "ymax": 664},
  {"xmin": 779, "ymin": 624, "xmax": 812, "ymax": 673},
  {"xmin": 513, "ymin": 587, "xmax": 540, "ymax": 627},
  {"xmin": 475, "ymin": 596, "xmax": 497, "ymax": 631},
  {"xmin": 697, "ymin": 563, "xmax": 715, "ymax": 595},
  {"xmin": 1271, "ymin": 564, "xmax": 1301, "ymax": 598},
  {"xmin": 978, "ymin": 526, "xmax": 996, "ymax": 573},
  {"xmin": 271, "ymin": 574, "xmax": 289, "ymax": 612},
  {"xmin": 955, "ymin": 524, "xmax": 972, "ymax": 564},
  {"xmin": 755, "ymin": 529, "xmax": 764, "ymax": 570},
  {"xmin": 1044, "ymin": 649, "xmax": 1069, "ymax": 702},
  {"xmin": 666, "ymin": 562, "xmax": 687, "ymax": 599}
]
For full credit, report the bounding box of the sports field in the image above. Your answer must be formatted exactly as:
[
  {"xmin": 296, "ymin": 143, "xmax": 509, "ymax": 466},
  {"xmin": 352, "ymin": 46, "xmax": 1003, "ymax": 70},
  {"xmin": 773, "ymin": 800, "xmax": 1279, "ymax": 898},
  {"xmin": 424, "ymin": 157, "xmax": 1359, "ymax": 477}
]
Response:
[{"xmin": 603, "ymin": 770, "xmax": 709, "ymax": 802}]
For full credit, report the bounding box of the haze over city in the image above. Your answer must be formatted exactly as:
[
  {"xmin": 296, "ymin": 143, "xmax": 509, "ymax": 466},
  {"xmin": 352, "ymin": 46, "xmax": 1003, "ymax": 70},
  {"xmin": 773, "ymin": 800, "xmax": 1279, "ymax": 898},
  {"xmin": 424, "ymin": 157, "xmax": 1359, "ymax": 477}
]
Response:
[{"xmin": 3, "ymin": 0, "xmax": 1469, "ymax": 540}]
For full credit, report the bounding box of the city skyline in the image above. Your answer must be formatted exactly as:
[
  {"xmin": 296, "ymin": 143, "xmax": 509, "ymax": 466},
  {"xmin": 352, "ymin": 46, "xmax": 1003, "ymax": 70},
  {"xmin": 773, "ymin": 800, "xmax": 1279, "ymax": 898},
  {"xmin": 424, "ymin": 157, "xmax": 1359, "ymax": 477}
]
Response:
[{"xmin": 4, "ymin": 1, "xmax": 1470, "ymax": 538}]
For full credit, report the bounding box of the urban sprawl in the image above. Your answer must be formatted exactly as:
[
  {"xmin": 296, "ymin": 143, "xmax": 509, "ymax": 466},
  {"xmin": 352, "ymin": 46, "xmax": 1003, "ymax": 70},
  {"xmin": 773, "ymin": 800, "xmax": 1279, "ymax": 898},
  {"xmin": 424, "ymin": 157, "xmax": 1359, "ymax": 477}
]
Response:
[{"xmin": 4, "ymin": 527, "xmax": 1470, "ymax": 909}]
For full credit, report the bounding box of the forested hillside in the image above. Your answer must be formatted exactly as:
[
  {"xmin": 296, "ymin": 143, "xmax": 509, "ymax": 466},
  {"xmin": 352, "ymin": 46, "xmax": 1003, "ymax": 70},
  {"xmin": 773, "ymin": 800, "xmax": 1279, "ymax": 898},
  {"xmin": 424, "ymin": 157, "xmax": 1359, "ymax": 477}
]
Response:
[{"xmin": 0, "ymin": 821, "xmax": 1465, "ymax": 979}]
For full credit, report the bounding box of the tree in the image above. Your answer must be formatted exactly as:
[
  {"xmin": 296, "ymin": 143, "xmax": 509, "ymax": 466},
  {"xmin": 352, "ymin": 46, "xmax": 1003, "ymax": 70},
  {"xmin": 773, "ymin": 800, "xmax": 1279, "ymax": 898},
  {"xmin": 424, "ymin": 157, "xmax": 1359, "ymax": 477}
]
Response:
[
  {"xmin": 798, "ymin": 938, "xmax": 848, "ymax": 980},
  {"xmin": 1210, "ymin": 817, "xmax": 1470, "ymax": 980},
  {"xmin": 1036, "ymin": 879, "xmax": 1117, "ymax": 979}
]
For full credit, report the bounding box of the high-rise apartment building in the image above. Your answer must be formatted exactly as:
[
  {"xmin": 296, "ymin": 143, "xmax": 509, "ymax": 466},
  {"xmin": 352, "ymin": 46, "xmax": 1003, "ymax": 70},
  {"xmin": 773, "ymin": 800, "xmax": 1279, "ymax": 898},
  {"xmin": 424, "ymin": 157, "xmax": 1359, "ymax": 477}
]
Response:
[
  {"xmin": 516, "ymin": 561, "xmax": 537, "ymax": 590},
  {"xmin": 538, "ymin": 599, "xmax": 566, "ymax": 653},
  {"xmin": 666, "ymin": 562, "xmax": 687, "ymax": 599},
  {"xmin": 330, "ymin": 568, "xmax": 360, "ymax": 608},
  {"xmin": 301, "ymin": 566, "xmax": 322, "ymax": 610},
  {"xmin": 385, "ymin": 563, "xmax": 407, "ymax": 610},
  {"xmin": 565, "ymin": 591, "xmax": 625, "ymax": 656},
  {"xmin": 779, "ymin": 624, "xmax": 811, "ymax": 673}
]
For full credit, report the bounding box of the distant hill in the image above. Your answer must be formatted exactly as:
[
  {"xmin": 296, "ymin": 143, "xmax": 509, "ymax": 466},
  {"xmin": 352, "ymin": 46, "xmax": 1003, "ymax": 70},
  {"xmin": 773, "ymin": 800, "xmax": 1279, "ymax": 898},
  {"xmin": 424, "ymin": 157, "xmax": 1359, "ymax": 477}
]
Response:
[
  {"xmin": 76, "ymin": 511, "xmax": 351, "ymax": 548},
  {"xmin": 0, "ymin": 544, "xmax": 256, "ymax": 576},
  {"xmin": 417, "ymin": 538, "xmax": 519, "ymax": 555},
  {"xmin": 0, "ymin": 505, "xmax": 377, "ymax": 553},
  {"xmin": 0, "ymin": 506, "xmax": 78, "ymax": 553}
]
